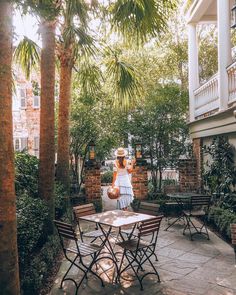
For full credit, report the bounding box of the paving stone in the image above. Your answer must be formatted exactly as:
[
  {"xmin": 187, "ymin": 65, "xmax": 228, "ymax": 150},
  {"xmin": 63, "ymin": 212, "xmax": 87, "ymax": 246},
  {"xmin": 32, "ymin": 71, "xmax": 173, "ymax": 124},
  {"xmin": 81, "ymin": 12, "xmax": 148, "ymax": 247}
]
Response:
[
  {"xmin": 158, "ymin": 260, "xmax": 197, "ymax": 275},
  {"xmin": 157, "ymin": 237, "xmax": 176, "ymax": 248},
  {"xmin": 158, "ymin": 247, "xmax": 186, "ymax": 259},
  {"xmin": 176, "ymin": 252, "xmax": 213, "ymax": 264},
  {"xmin": 205, "ymin": 285, "xmax": 236, "ymax": 295}
]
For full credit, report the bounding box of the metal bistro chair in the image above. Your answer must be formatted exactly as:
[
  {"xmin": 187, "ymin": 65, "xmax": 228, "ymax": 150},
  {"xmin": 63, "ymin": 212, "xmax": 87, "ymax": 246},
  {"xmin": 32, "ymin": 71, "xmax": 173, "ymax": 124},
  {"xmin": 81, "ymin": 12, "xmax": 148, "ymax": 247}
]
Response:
[
  {"xmin": 122, "ymin": 202, "xmax": 160, "ymax": 237},
  {"xmin": 116, "ymin": 215, "xmax": 163, "ymax": 291},
  {"xmin": 183, "ymin": 195, "xmax": 211, "ymax": 240},
  {"xmin": 54, "ymin": 220, "xmax": 105, "ymax": 294},
  {"xmin": 73, "ymin": 203, "xmax": 105, "ymax": 243},
  {"xmin": 121, "ymin": 202, "xmax": 160, "ymax": 262},
  {"xmin": 73, "ymin": 203, "xmax": 116, "ymax": 256},
  {"xmin": 230, "ymin": 224, "xmax": 236, "ymax": 265}
]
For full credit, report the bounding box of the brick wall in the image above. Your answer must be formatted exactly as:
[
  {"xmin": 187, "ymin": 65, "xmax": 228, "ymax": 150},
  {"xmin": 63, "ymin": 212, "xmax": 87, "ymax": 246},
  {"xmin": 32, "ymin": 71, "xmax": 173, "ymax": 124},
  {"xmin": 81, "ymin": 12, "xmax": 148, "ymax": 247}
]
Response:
[
  {"xmin": 84, "ymin": 161, "xmax": 101, "ymax": 201},
  {"xmin": 178, "ymin": 159, "xmax": 198, "ymax": 192},
  {"xmin": 132, "ymin": 162, "xmax": 148, "ymax": 199},
  {"xmin": 192, "ymin": 138, "xmax": 202, "ymax": 190}
]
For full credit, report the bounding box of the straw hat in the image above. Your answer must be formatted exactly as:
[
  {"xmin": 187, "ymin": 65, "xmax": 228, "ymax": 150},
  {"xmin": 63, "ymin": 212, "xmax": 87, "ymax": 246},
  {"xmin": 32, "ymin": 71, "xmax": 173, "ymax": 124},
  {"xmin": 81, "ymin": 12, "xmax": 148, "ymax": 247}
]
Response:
[{"xmin": 114, "ymin": 147, "xmax": 128, "ymax": 157}]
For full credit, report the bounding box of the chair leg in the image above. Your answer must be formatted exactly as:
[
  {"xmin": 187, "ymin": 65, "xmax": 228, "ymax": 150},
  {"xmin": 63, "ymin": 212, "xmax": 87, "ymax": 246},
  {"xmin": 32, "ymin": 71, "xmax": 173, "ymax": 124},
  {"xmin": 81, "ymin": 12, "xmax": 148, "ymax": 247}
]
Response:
[
  {"xmin": 79, "ymin": 253, "xmax": 105, "ymax": 289},
  {"xmin": 116, "ymin": 250, "xmax": 126, "ymax": 283},
  {"xmin": 125, "ymin": 252, "xmax": 144, "ymax": 290},
  {"xmin": 141, "ymin": 250, "xmax": 160, "ymax": 283},
  {"xmin": 60, "ymin": 254, "xmax": 86, "ymax": 289}
]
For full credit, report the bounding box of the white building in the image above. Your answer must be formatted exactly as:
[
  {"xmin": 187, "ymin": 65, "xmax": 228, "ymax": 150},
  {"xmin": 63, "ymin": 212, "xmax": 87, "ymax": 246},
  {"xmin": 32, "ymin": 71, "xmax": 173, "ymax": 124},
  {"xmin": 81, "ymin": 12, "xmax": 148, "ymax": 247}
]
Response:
[{"xmin": 186, "ymin": 0, "xmax": 236, "ymax": 168}]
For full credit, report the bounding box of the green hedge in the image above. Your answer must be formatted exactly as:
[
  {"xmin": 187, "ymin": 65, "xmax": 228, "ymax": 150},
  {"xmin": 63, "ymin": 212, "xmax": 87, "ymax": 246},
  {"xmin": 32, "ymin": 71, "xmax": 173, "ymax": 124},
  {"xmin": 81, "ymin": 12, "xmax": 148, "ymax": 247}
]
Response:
[
  {"xmin": 208, "ymin": 206, "xmax": 236, "ymax": 240},
  {"xmin": 20, "ymin": 234, "xmax": 61, "ymax": 294},
  {"xmin": 101, "ymin": 171, "xmax": 113, "ymax": 184},
  {"xmin": 17, "ymin": 195, "xmax": 49, "ymax": 267}
]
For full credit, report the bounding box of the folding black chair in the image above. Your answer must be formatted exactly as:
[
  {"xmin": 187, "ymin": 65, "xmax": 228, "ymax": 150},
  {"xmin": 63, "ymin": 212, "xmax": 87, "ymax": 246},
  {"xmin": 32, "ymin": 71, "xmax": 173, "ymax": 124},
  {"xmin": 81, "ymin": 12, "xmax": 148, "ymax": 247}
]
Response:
[
  {"xmin": 54, "ymin": 220, "xmax": 104, "ymax": 294},
  {"xmin": 121, "ymin": 202, "xmax": 160, "ymax": 262},
  {"xmin": 183, "ymin": 195, "xmax": 211, "ymax": 240},
  {"xmin": 231, "ymin": 224, "xmax": 236, "ymax": 265},
  {"xmin": 121, "ymin": 202, "xmax": 160, "ymax": 237},
  {"xmin": 73, "ymin": 203, "xmax": 106, "ymax": 243},
  {"xmin": 116, "ymin": 215, "xmax": 163, "ymax": 290}
]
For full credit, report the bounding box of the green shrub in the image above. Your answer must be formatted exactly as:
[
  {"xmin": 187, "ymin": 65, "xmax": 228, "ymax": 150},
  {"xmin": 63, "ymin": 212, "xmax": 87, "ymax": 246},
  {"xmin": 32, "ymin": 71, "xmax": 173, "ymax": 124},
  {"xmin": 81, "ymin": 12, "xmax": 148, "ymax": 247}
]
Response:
[
  {"xmin": 15, "ymin": 152, "xmax": 39, "ymax": 198},
  {"xmin": 101, "ymin": 171, "xmax": 113, "ymax": 184},
  {"xmin": 208, "ymin": 206, "xmax": 236, "ymax": 240},
  {"xmin": 55, "ymin": 182, "xmax": 68, "ymax": 219},
  {"xmin": 92, "ymin": 199, "xmax": 103, "ymax": 212},
  {"xmin": 20, "ymin": 234, "xmax": 61, "ymax": 294},
  {"xmin": 17, "ymin": 195, "xmax": 49, "ymax": 267}
]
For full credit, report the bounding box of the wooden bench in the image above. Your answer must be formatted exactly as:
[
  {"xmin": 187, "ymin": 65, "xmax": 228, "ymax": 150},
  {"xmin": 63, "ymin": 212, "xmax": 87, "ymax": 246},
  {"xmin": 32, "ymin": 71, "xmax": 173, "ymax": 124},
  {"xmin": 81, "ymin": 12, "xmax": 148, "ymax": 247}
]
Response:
[{"xmin": 231, "ymin": 224, "xmax": 236, "ymax": 264}]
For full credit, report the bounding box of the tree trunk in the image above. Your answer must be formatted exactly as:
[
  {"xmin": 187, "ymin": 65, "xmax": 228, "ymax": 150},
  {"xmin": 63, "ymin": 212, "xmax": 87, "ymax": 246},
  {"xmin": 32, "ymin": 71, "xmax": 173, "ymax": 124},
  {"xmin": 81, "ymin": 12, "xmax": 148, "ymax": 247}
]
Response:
[
  {"xmin": 56, "ymin": 61, "xmax": 72, "ymax": 192},
  {"xmin": 38, "ymin": 20, "xmax": 56, "ymax": 234},
  {"xmin": 0, "ymin": 2, "xmax": 20, "ymax": 294}
]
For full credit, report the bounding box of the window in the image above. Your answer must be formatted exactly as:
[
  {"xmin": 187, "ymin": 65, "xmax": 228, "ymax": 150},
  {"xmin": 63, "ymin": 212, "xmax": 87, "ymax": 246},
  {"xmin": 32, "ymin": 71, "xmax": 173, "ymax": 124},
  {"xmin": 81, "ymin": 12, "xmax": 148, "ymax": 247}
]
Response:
[
  {"xmin": 33, "ymin": 96, "xmax": 40, "ymax": 108},
  {"xmin": 15, "ymin": 139, "xmax": 20, "ymax": 151},
  {"xmin": 21, "ymin": 138, "xmax": 28, "ymax": 151},
  {"xmin": 20, "ymin": 88, "xmax": 26, "ymax": 108},
  {"xmin": 34, "ymin": 137, "xmax": 39, "ymax": 150}
]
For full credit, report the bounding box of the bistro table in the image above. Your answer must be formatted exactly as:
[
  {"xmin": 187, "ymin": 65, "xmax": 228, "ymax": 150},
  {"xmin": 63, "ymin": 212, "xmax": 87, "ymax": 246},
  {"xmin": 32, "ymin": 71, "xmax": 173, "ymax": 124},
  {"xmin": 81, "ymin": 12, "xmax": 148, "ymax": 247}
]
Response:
[
  {"xmin": 78, "ymin": 209, "xmax": 157, "ymax": 280},
  {"xmin": 164, "ymin": 193, "xmax": 197, "ymax": 231}
]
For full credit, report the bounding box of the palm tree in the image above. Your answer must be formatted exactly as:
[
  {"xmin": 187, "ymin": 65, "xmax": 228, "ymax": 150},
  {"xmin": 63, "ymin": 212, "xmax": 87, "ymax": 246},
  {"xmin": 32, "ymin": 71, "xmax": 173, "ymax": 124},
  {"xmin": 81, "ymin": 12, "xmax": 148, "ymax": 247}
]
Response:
[
  {"xmin": 38, "ymin": 18, "xmax": 56, "ymax": 234},
  {"xmin": 56, "ymin": 0, "xmax": 93, "ymax": 191},
  {"xmin": 0, "ymin": 1, "xmax": 20, "ymax": 294},
  {"xmin": 22, "ymin": 0, "xmax": 60, "ymax": 233}
]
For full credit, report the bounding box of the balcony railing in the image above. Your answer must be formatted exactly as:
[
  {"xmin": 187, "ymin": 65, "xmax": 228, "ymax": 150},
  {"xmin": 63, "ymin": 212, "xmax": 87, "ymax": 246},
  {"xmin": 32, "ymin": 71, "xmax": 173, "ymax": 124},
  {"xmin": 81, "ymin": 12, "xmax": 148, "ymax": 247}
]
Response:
[
  {"xmin": 193, "ymin": 74, "xmax": 219, "ymax": 118},
  {"xmin": 227, "ymin": 62, "xmax": 236, "ymax": 104}
]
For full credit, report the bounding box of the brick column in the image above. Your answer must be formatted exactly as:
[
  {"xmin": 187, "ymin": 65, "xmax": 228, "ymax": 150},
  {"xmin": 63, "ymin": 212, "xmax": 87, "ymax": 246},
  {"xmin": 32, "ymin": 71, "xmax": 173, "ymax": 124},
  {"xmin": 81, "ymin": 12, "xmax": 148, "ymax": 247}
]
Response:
[
  {"xmin": 178, "ymin": 159, "xmax": 198, "ymax": 192},
  {"xmin": 132, "ymin": 160, "xmax": 148, "ymax": 200},
  {"xmin": 192, "ymin": 138, "xmax": 202, "ymax": 190},
  {"xmin": 84, "ymin": 161, "xmax": 101, "ymax": 201}
]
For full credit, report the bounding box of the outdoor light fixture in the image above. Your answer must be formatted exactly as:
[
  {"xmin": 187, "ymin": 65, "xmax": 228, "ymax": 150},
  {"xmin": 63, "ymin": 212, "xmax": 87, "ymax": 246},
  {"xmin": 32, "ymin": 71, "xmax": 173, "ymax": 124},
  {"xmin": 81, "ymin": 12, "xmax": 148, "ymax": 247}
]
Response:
[
  {"xmin": 135, "ymin": 143, "xmax": 143, "ymax": 160},
  {"xmin": 88, "ymin": 141, "xmax": 95, "ymax": 160},
  {"xmin": 232, "ymin": 1, "xmax": 236, "ymax": 28}
]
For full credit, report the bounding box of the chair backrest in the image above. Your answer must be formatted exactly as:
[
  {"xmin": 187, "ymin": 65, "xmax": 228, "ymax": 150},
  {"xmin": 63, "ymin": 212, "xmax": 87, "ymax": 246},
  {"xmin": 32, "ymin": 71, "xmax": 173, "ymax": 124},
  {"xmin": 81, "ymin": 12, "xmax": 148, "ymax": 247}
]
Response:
[
  {"xmin": 54, "ymin": 220, "xmax": 78, "ymax": 251},
  {"xmin": 231, "ymin": 224, "xmax": 236, "ymax": 246},
  {"xmin": 138, "ymin": 202, "xmax": 160, "ymax": 216},
  {"xmin": 73, "ymin": 203, "xmax": 96, "ymax": 221},
  {"xmin": 190, "ymin": 195, "xmax": 211, "ymax": 209},
  {"xmin": 138, "ymin": 215, "xmax": 163, "ymax": 240}
]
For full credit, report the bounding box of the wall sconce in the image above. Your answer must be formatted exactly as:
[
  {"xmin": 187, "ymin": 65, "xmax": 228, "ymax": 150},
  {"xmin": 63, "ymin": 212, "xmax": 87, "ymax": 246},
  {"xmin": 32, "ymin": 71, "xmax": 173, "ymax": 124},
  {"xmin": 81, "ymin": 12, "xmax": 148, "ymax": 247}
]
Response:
[
  {"xmin": 135, "ymin": 143, "xmax": 143, "ymax": 160},
  {"xmin": 88, "ymin": 141, "xmax": 95, "ymax": 160}
]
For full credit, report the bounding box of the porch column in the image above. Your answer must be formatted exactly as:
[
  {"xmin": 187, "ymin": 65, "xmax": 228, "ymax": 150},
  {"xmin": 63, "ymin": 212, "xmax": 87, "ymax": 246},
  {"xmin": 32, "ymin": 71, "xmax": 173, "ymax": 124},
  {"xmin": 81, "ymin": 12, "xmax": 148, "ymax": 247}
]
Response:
[
  {"xmin": 217, "ymin": 0, "xmax": 232, "ymax": 110},
  {"xmin": 188, "ymin": 23, "xmax": 199, "ymax": 122}
]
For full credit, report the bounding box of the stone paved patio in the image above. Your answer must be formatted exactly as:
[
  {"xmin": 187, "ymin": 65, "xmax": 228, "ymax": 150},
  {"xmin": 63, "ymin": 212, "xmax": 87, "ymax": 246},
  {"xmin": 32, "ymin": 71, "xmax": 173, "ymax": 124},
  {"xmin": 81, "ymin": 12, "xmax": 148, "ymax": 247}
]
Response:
[{"xmin": 50, "ymin": 189, "xmax": 236, "ymax": 295}]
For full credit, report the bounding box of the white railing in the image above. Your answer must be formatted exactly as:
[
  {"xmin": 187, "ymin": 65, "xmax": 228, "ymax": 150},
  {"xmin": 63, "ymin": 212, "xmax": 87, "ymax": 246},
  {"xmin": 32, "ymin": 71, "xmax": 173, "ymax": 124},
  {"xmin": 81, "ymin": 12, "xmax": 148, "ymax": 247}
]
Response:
[
  {"xmin": 194, "ymin": 74, "xmax": 219, "ymax": 118},
  {"xmin": 227, "ymin": 61, "xmax": 236, "ymax": 104}
]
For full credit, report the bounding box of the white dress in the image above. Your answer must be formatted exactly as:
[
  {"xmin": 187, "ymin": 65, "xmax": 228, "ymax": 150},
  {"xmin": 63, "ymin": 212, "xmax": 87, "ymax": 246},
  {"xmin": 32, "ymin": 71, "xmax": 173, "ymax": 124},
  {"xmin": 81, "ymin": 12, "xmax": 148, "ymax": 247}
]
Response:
[{"xmin": 114, "ymin": 161, "xmax": 134, "ymax": 209}]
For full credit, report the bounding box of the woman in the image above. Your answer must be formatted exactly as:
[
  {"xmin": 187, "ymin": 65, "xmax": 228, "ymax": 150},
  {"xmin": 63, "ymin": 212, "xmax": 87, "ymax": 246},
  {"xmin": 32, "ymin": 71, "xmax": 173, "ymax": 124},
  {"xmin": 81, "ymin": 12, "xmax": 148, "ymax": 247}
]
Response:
[{"xmin": 112, "ymin": 147, "xmax": 135, "ymax": 210}]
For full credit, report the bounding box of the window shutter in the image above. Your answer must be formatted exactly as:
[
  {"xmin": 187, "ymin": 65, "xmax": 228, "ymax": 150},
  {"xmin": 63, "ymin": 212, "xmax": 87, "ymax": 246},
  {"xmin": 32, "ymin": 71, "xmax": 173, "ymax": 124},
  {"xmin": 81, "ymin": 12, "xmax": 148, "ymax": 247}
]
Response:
[
  {"xmin": 15, "ymin": 139, "xmax": 20, "ymax": 151},
  {"xmin": 33, "ymin": 96, "xmax": 40, "ymax": 108},
  {"xmin": 34, "ymin": 137, "xmax": 39, "ymax": 150},
  {"xmin": 20, "ymin": 88, "xmax": 26, "ymax": 108},
  {"xmin": 21, "ymin": 138, "xmax": 28, "ymax": 151}
]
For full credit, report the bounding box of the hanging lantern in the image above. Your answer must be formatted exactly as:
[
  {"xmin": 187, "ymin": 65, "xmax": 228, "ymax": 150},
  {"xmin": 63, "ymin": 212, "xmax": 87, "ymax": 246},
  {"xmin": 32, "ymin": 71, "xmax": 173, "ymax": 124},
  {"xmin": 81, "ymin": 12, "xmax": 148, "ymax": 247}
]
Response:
[
  {"xmin": 135, "ymin": 143, "xmax": 142, "ymax": 159},
  {"xmin": 232, "ymin": 1, "xmax": 236, "ymax": 28},
  {"xmin": 88, "ymin": 141, "xmax": 95, "ymax": 160}
]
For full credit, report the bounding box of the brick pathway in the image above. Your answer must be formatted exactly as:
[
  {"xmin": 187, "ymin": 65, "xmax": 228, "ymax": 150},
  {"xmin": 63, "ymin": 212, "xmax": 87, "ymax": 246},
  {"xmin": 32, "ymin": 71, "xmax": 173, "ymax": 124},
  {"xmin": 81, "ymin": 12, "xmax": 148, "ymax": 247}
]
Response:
[{"xmin": 50, "ymin": 189, "xmax": 236, "ymax": 295}]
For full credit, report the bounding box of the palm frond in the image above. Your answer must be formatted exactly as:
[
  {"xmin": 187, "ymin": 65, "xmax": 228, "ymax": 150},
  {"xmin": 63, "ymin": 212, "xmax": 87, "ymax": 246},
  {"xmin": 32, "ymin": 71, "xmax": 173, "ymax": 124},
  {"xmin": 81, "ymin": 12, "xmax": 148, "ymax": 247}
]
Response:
[
  {"xmin": 109, "ymin": 0, "xmax": 177, "ymax": 44},
  {"xmin": 105, "ymin": 52, "xmax": 142, "ymax": 110},
  {"xmin": 75, "ymin": 61, "xmax": 103, "ymax": 99},
  {"xmin": 74, "ymin": 27, "xmax": 97, "ymax": 56},
  {"xmin": 14, "ymin": 36, "xmax": 40, "ymax": 79},
  {"xmin": 65, "ymin": 0, "xmax": 88, "ymax": 26},
  {"xmin": 62, "ymin": 25, "xmax": 97, "ymax": 57}
]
